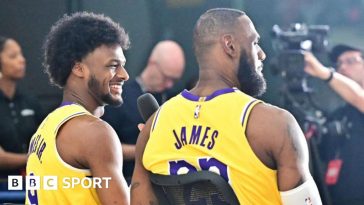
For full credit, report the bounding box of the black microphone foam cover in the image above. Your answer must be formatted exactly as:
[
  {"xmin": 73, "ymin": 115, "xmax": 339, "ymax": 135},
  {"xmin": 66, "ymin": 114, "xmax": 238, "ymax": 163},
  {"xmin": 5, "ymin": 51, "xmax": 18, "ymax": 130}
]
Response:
[{"xmin": 137, "ymin": 93, "xmax": 160, "ymax": 122}]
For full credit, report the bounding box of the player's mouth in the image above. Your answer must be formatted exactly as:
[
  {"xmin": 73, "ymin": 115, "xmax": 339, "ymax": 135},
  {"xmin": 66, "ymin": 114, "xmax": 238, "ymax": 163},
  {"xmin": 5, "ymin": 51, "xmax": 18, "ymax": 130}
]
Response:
[{"xmin": 109, "ymin": 82, "xmax": 123, "ymax": 95}]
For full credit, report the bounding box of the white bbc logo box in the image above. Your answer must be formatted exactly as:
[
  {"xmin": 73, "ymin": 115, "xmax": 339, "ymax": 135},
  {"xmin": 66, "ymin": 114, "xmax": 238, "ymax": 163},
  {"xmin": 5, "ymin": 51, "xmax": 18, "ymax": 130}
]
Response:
[
  {"xmin": 8, "ymin": 175, "xmax": 111, "ymax": 190},
  {"xmin": 8, "ymin": 176, "xmax": 23, "ymax": 190},
  {"xmin": 8, "ymin": 175, "xmax": 58, "ymax": 190}
]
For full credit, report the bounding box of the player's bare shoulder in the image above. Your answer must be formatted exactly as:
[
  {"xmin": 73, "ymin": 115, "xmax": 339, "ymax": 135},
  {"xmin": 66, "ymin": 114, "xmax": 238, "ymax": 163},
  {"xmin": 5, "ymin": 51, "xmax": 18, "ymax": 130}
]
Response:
[
  {"xmin": 247, "ymin": 102, "xmax": 295, "ymax": 138},
  {"xmin": 69, "ymin": 115, "xmax": 117, "ymax": 138},
  {"xmin": 255, "ymin": 103, "xmax": 305, "ymax": 142},
  {"xmin": 253, "ymin": 102, "xmax": 293, "ymax": 122},
  {"xmin": 60, "ymin": 114, "xmax": 120, "ymax": 155},
  {"xmin": 246, "ymin": 102, "xmax": 304, "ymax": 168}
]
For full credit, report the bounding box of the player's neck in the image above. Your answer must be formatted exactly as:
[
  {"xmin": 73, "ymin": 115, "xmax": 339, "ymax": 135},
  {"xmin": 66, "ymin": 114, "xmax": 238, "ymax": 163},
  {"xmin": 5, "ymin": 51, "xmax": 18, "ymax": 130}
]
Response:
[
  {"xmin": 190, "ymin": 80, "xmax": 234, "ymax": 97},
  {"xmin": 197, "ymin": 67, "xmax": 237, "ymax": 87},
  {"xmin": 62, "ymin": 88, "xmax": 104, "ymax": 117}
]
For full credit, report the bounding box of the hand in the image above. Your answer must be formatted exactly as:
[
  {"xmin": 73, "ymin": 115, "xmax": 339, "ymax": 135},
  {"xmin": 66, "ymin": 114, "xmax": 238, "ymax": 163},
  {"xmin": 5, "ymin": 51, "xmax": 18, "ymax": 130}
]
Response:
[
  {"xmin": 304, "ymin": 52, "xmax": 331, "ymax": 80},
  {"xmin": 137, "ymin": 123, "xmax": 145, "ymax": 131}
]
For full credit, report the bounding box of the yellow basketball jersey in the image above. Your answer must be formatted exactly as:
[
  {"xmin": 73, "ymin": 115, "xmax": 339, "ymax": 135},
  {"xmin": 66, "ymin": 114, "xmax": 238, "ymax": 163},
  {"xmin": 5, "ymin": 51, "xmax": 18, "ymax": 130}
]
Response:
[
  {"xmin": 26, "ymin": 104, "xmax": 101, "ymax": 205},
  {"xmin": 143, "ymin": 88, "xmax": 282, "ymax": 204}
]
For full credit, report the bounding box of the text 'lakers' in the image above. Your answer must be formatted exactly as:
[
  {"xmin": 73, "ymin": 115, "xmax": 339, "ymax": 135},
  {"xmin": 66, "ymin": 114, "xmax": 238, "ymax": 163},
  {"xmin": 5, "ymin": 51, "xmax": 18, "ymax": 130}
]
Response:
[{"xmin": 28, "ymin": 134, "xmax": 46, "ymax": 162}]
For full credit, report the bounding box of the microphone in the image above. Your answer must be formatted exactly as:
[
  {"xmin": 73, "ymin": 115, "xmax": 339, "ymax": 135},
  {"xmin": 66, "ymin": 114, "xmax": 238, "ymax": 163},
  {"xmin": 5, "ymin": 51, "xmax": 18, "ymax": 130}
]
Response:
[{"xmin": 137, "ymin": 93, "xmax": 160, "ymax": 122}]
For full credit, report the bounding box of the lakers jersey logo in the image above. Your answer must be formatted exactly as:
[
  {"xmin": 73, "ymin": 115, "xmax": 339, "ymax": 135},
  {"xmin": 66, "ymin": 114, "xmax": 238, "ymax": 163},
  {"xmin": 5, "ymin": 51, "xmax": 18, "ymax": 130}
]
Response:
[
  {"xmin": 194, "ymin": 97, "xmax": 206, "ymax": 119},
  {"xmin": 194, "ymin": 105, "xmax": 201, "ymax": 119}
]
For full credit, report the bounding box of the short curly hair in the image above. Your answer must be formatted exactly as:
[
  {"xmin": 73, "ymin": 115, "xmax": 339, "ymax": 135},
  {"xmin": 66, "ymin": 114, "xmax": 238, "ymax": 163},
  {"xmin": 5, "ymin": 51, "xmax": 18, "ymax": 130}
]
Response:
[{"xmin": 43, "ymin": 12, "xmax": 130, "ymax": 88}]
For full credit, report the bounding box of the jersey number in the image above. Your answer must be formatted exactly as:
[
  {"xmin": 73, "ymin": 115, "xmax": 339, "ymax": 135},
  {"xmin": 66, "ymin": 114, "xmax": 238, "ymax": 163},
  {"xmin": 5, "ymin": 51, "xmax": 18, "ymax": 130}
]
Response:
[{"xmin": 169, "ymin": 157, "xmax": 229, "ymax": 182}]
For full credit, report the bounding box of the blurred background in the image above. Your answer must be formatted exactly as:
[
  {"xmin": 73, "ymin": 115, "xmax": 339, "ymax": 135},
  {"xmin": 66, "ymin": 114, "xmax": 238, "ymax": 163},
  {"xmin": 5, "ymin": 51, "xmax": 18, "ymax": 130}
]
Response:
[{"xmin": 0, "ymin": 0, "xmax": 363, "ymax": 113}]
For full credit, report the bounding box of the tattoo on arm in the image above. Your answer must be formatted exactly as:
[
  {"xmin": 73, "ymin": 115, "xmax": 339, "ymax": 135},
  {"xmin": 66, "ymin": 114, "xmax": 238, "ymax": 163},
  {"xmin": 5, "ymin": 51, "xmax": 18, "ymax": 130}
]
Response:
[{"xmin": 285, "ymin": 117, "xmax": 306, "ymax": 188}]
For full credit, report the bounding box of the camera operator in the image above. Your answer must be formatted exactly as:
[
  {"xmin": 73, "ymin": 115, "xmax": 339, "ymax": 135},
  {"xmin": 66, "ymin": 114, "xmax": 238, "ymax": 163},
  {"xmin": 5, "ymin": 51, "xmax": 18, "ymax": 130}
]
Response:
[
  {"xmin": 304, "ymin": 44, "xmax": 364, "ymax": 205},
  {"xmin": 304, "ymin": 45, "xmax": 364, "ymax": 112}
]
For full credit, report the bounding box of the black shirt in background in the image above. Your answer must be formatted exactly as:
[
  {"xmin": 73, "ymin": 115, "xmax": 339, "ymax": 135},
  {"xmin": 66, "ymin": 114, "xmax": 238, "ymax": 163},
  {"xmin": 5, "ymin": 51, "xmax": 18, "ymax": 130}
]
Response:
[
  {"xmin": 320, "ymin": 104, "xmax": 364, "ymax": 205},
  {"xmin": 102, "ymin": 79, "xmax": 169, "ymax": 183},
  {"xmin": 0, "ymin": 89, "xmax": 44, "ymax": 176}
]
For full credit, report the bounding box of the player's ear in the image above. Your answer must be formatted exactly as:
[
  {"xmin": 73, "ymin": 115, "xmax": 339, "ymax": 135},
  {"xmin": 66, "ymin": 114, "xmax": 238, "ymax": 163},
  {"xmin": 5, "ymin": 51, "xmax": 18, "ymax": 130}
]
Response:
[
  {"xmin": 221, "ymin": 34, "xmax": 238, "ymax": 58},
  {"xmin": 72, "ymin": 62, "xmax": 86, "ymax": 78}
]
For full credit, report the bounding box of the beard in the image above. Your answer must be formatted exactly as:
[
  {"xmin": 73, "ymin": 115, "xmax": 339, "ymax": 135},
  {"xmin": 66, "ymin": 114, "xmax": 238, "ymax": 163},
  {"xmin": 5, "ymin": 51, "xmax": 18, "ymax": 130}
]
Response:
[
  {"xmin": 88, "ymin": 74, "xmax": 123, "ymax": 107},
  {"xmin": 237, "ymin": 52, "xmax": 267, "ymax": 97}
]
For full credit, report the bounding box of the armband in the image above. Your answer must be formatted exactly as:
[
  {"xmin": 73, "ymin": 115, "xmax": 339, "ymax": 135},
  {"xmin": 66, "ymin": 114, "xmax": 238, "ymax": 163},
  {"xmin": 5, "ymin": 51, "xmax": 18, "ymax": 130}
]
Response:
[{"xmin": 280, "ymin": 177, "xmax": 322, "ymax": 205}]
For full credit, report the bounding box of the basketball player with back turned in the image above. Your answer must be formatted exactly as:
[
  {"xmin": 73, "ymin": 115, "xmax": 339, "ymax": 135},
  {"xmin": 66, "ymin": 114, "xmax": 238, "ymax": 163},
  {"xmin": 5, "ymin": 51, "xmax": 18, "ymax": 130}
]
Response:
[{"xmin": 131, "ymin": 8, "xmax": 322, "ymax": 205}]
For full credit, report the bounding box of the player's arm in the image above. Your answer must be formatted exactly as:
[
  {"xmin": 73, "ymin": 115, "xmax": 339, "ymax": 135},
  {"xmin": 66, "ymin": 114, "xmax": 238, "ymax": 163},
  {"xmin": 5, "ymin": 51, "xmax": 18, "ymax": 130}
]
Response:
[
  {"xmin": 130, "ymin": 113, "xmax": 158, "ymax": 205},
  {"xmin": 80, "ymin": 119, "xmax": 129, "ymax": 205},
  {"xmin": 269, "ymin": 107, "xmax": 322, "ymax": 204},
  {"xmin": 0, "ymin": 146, "xmax": 27, "ymax": 169},
  {"xmin": 103, "ymin": 111, "xmax": 136, "ymax": 160},
  {"xmin": 248, "ymin": 103, "xmax": 321, "ymax": 204},
  {"xmin": 121, "ymin": 143, "xmax": 136, "ymax": 160}
]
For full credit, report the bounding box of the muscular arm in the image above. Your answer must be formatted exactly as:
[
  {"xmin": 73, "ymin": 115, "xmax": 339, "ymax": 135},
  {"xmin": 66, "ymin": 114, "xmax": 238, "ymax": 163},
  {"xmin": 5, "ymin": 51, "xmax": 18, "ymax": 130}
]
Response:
[
  {"xmin": 0, "ymin": 146, "xmax": 27, "ymax": 169},
  {"xmin": 84, "ymin": 121, "xmax": 129, "ymax": 205},
  {"xmin": 130, "ymin": 113, "xmax": 158, "ymax": 205},
  {"xmin": 247, "ymin": 103, "xmax": 321, "ymax": 203},
  {"xmin": 57, "ymin": 116, "xmax": 129, "ymax": 204},
  {"xmin": 304, "ymin": 52, "xmax": 364, "ymax": 112},
  {"xmin": 272, "ymin": 110, "xmax": 311, "ymax": 190}
]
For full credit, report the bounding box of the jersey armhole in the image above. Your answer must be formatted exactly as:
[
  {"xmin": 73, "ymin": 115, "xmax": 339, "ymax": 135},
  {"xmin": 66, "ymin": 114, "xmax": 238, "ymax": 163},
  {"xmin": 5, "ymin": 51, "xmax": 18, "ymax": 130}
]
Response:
[
  {"xmin": 240, "ymin": 99, "xmax": 261, "ymax": 129},
  {"xmin": 151, "ymin": 107, "xmax": 162, "ymax": 133},
  {"xmin": 54, "ymin": 112, "xmax": 92, "ymax": 174},
  {"xmin": 239, "ymin": 99, "xmax": 277, "ymax": 172}
]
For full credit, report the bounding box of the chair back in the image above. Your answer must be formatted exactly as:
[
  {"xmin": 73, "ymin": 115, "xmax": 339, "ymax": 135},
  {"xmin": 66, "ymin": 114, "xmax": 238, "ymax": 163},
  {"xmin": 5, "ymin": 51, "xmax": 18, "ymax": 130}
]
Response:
[{"xmin": 149, "ymin": 171, "xmax": 239, "ymax": 205}]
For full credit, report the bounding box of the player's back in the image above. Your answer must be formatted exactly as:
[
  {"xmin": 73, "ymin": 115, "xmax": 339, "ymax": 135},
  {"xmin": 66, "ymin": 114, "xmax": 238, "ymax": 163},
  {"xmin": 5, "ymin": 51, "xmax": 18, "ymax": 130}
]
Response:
[
  {"xmin": 143, "ymin": 88, "xmax": 282, "ymax": 204},
  {"xmin": 26, "ymin": 104, "xmax": 101, "ymax": 205}
]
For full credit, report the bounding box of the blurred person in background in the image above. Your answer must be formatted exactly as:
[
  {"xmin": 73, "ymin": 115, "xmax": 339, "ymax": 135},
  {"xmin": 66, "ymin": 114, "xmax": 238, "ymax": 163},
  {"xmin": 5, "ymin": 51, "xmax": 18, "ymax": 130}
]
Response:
[
  {"xmin": 102, "ymin": 40, "xmax": 185, "ymax": 183},
  {"xmin": 0, "ymin": 36, "xmax": 43, "ymax": 185},
  {"xmin": 304, "ymin": 45, "xmax": 364, "ymax": 205}
]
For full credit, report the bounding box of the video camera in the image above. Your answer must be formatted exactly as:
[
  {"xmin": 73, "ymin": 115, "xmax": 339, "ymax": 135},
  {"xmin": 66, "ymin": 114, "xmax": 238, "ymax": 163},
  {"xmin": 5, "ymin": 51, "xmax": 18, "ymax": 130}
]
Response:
[
  {"xmin": 270, "ymin": 23, "xmax": 349, "ymax": 141},
  {"xmin": 271, "ymin": 23, "xmax": 330, "ymax": 80}
]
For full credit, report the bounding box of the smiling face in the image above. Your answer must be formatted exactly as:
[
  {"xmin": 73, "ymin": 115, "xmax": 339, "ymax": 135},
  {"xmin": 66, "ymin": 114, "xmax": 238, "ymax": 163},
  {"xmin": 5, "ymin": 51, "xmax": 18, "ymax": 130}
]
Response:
[
  {"xmin": 236, "ymin": 16, "xmax": 267, "ymax": 97},
  {"xmin": 0, "ymin": 39, "xmax": 26, "ymax": 81},
  {"xmin": 81, "ymin": 44, "xmax": 129, "ymax": 106}
]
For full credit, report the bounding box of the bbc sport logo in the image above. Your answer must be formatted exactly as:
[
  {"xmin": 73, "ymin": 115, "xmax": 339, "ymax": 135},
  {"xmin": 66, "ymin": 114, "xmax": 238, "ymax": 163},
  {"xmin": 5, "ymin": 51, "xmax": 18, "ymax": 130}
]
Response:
[{"xmin": 8, "ymin": 175, "xmax": 111, "ymax": 190}]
